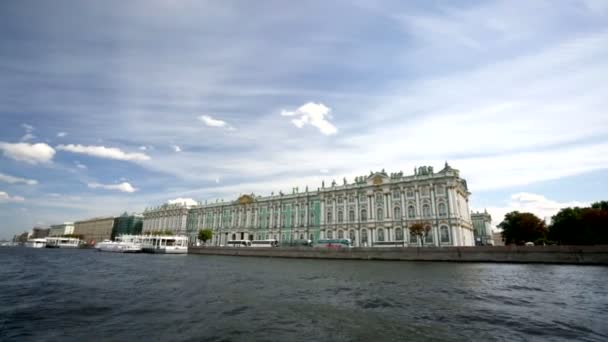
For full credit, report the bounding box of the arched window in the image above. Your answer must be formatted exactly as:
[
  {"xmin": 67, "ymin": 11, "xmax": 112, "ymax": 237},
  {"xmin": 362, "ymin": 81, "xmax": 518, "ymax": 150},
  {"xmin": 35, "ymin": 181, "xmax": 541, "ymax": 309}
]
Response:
[
  {"xmin": 349, "ymin": 230, "xmax": 356, "ymax": 242},
  {"xmin": 394, "ymin": 207, "xmax": 401, "ymax": 219},
  {"xmin": 338, "ymin": 230, "xmax": 344, "ymax": 239},
  {"xmin": 361, "ymin": 209, "xmax": 367, "ymax": 222},
  {"xmin": 349, "ymin": 210, "xmax": 355, "ymax": 222},
  {"xmin": 300, "ymin": 233, "xmax": 304, "ymax": 240},
  {"xmin": 408, "ymin": 205, "xmax": 415, "ymax": 218},
  {"xmin": 423, "ymin": 204, "xmax": 431, "ymax": 217},
  {"xmin": 327, "ymin": 230, "xmax": 334, "ymax": 239},
  {"xmin": 425, "ymin": 226, "xmax": 433, "ymax": 243},
  {"xmin": 309, "ymin": 233, "xmax": 314, "ymax": 241},
  {"xmin": 361, "ymin": 229, "xmax": 368, "ymax": 243},
  {"xmin": 377, "ymin": 228, "xmax": 385, "ymax": 242},
  {"xmin": 282, "ymin": 234, "xmax": 286, "ymax": 241},
  {"xmin": 327, "ymin": 211, "xmax": 333, "ymax": 223},
  {"xmin": 409, "ymin": 230, "xmax": 418, "ymax": 244},
  {"xmin": 377, "ymin": 208, "xmax": 383, "ymax": 221},
  {"xmin": 438, "ymin": 203, "xmax": 447, "ymax": 216},
  {"xmin": 300, "ymin": 212, "xmax": 305, "ymax": 227},
  {"xmin": 440, "ymin": 226, "xmax": 450, "ymax": 243},
  {"xmin": 338, "ymin": 211, "xmax": 344, "ymax": 223},
  {"xmin": 395, "ymin": 228, "xmax": 403, "ymax": 241},
  {"xmin": 231, "ymin": 233, "xmax": 236, "ymax": 240}
]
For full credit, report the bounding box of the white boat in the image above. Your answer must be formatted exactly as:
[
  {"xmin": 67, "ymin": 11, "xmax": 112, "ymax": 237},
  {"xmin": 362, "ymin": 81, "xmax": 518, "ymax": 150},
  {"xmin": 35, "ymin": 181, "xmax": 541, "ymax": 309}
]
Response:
[
  {"xmin": 140, "ymin": 235, "xmax": 188, "ymax": 254},
  {"xmin": 45, "ymin": 237, "xmax": 82, "ymax": 248},
  {"xmin": 95, "ymin": 235, "xmax": 142, "ymax": 253},
  {"xmin": 25, "ymin": 238, "xmax": 47, "ymax": 248}
]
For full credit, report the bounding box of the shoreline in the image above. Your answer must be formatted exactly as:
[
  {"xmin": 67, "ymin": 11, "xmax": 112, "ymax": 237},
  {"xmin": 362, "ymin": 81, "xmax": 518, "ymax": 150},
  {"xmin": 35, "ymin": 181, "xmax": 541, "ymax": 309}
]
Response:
[{"xmin": 188, "ymin": 245, "xmax": 608, "ymax": 265}]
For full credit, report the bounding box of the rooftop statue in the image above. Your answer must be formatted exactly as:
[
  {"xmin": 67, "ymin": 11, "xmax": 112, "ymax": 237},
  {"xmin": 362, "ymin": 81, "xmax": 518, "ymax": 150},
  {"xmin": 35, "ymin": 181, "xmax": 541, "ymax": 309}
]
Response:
[
  {"xmin": 332, "ymin": 179, "xmax": 336, "ymax": 187},
  {"xmin": 343, "ymin": 177, "xmax": 347, "ymax": 185}
]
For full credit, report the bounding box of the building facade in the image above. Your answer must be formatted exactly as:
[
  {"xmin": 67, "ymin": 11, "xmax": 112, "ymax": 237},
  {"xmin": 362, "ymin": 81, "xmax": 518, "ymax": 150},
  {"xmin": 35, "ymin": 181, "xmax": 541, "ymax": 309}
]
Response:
[
  {"xmin": 142, "ymin": 203, "xmax": 190, "ymax": 236},
  {"xmin": 30, "ymin": 227, "xmax": 50, "ymax": 239},
  {"xmin": 112, "ymin": 213, "xmax": 143, "ymax": 239},
  {"xmin": 471, "ymin": 210, "xmax": 494, "ymax": 246},
  {"xmin": 186, "ymin": 163, "xmax": 474, "ymax": 247},
  {"xmin": 74, "ymin": 217, "xmax": 115, "ymax": 245},
  {"xmin": 49, "ymin": 222, "xmax": 74, "ymax": 237}
]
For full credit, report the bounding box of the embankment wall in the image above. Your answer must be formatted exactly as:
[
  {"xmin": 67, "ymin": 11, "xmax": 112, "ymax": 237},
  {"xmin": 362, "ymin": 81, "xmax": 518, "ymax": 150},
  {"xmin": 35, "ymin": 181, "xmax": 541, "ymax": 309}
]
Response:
[{"xmin": 188, "ymin": 245, "xmax": 608, "ymax": 265}]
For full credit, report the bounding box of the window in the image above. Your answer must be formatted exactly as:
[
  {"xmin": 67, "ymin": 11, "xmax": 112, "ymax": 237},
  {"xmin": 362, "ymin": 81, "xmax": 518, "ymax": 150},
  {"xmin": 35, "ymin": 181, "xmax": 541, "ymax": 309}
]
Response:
[
  {"xmin": 375, "ymin": 193, "xmax": 383, "ymax": 204},
  {"xmin": 436, "ymin": 184, "xmax": 445, "ymax": 194},
  {"xmin": 338, "ymin": 230, "xmax": 344, "ymax": 239},
  {"xmin": 349, "ymin": 230, "xmax": 356, "ymax": 242},
  {"xmin": 309, "ymin": 233, "xmax": 314, "ymax": 241},
  {"xmin": 327, "ymin": 211, "xmax": 333, "ymax": 223},
  {"xmin": 425, "ymin": 226, "xmax": 433, "ymax": 243},
  {"xmin": 421, "ymin": 186, "xmax": 430, "ymax": 197},
  {"xmin": 410, "ymin": 231, "xmax": 418, "ymax": 243},
  {"xmin": 361, "ymin": 229, "xmax": 368, "ymax": 243},
  {"xmin": 377, "ymin": 208, "xmax": 383, "ymax": 221},
  {"xmin": 377, "ymin": 228, "xmax": 385, "ymax": 242},
  {"xmin": 327, "ymin": 230, "xmax": 333, "ymax": 239},
  {"xmin": 423, "ymin": 204, "xmax": 431, "ymax": 217},
  {"xmin": 338, "ymin": 211, "xmax": 344, "ymax": 223},
  {"xmin": 338, "ymin": 197, "xmax": 344, "ymax": 204},
  {"xmin": 394, "ymin": 207, "xmax": 401, "ymax": 219},
  {"xmin": 300, "ymin": 212, "xmax": 305, "ymax": 227},
  {"xmin": 349, "ymin": 195, "xmax": 355, "ymax": 203},
  {"xmin": 300, "ymin": 233, "xmax": 304, "ymax": 240},
  {"xmin": 361, "ymin": 209, "xmax": 367, "ymax": 221},
  {"xmin": 232, "ymin": 233, "xmax": 236, "ymax": 240},
  {"xmin": 438, "ymin": 203, "xmax": 447, "ymax": 216},
  {"xmin": 349, "ymin": 210, "xmax": 355, "ymax": 222},
  {"xmin": 408, "ymin": 205, "xmax": 415, "ymax": 218},
  {"xmin": 359, "ymin": 194, "xmax": 367, "ymax": 203},
  {"xmin": 392, "ymin": 190, "xmax": 400, "ymax": 200},
  {"xmin": 407, "ymin": 188, "xmax": 414, "ymax": 197},
  {"xmin": 395, "ymin": 228, "xmax": 403, "ymax": 241},
  {"xmin": 440, "ymin": 226, "xmax": 450, "ymax": 243}
]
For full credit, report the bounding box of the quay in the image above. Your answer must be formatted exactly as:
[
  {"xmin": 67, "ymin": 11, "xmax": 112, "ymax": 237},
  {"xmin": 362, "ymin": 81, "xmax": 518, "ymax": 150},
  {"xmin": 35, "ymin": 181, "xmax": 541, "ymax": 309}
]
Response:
[{"xmin": 188, "ymin": 245, "xmax": 608, "ymax": 265}]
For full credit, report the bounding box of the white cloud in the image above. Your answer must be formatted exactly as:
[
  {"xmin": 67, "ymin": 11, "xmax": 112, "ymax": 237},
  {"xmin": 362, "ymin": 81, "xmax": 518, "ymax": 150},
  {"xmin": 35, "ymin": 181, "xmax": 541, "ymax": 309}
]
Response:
[
  {"xmin": 87, "ymin": 182, "xmax": 137, "ymax": 193},
  {"xmin": 477, "ymin": 192, "xmax": 589, "ymax": 229},
  {"xmin": 199, "ymin": 115, "xmax": 229, "ymax": 128},
  {"xmin": 173, "ymin": 145, "xmax": 182, "ymax": 152},
  {"xmin": 57, "ymin": 132, "xmax": 67, "ymax": 137},
  {"xmin": 0, "ymin": 172, "xmax": 38, "ymax": 185},
  {"xmin": 0, "ymin": 142, "xmax": 56, "ymax": 164},
  {"xmin": 57, "ymin": 144, "xmax": 150, "ymax": 161},
  {"xmin": 281, "ymin": 102, "xmax": 337, "ymax": 135},
  {"xmin": 21, "ymin": 123, "xmax": 34, "ymax": 132},
  {"xmin": 319, "ymin": 168, "xmax": 330, "ymax": 174},
  {"xmin": 74, "ymin": 161, "xmax": 87, "ymax": 169},
  {"xmin": 167, "ymin": 197, "xmax": 198, "ymax": 206},
  {"xmin": 0, "ymin": 191, "xmax": 25, "ymax": 203},
  {"xmin": 139, "ymin": 146, "xmax": 147, "ymax": 151},
  {"xmin": 20, "ymin": 133, "xmax": 36, "ymax": 142},
  {"xmin": 20, "ymin": 124, "xmax": 36, "ymax": 141}
]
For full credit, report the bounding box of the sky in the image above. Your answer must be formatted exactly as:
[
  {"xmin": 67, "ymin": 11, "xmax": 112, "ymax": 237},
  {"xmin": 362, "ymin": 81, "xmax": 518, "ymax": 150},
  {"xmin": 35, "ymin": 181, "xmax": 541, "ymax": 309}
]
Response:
[{"xmin": 1, "ymin": 0, "xmax": 607, "ymax": 239}]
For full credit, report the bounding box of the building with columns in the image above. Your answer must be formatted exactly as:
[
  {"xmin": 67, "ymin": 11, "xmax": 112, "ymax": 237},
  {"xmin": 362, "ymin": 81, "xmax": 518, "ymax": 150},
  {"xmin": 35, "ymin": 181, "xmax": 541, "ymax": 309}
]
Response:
[
  {"xmin": 185, "ymin": 163, "xmax": 474, "ymax": 247},
  {"xmin": 471, "ymin": 210, "xmax": 494, "ymax": 246},
  {"xmin": 142, "ymin": 202, "xmax": 191, "ymax": 236}
]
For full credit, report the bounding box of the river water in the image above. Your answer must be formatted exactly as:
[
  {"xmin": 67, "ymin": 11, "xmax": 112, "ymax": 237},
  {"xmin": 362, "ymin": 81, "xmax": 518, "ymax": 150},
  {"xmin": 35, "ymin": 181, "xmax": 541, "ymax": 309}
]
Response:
[{"xmin": 1, "ymin": 247, "xmax": 606, "ymax": 341}]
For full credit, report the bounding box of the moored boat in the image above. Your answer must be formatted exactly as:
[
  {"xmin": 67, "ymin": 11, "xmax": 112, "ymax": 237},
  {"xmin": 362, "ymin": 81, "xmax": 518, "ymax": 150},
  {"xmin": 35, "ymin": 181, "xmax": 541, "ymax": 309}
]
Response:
[
  {"xmin": 45, "ymin": 237, "xmax": 82, "ymax": 248},
  {"xmin": 140, "ymin": 235, "xmax": 188, "ymax": 254},
  {"xmin": 95, "ymin": 235, "xmax": 142, "ymax": 253},
  {"xmin": 25, "ymin": 238, "xmax": 47, "ymax": 248}
]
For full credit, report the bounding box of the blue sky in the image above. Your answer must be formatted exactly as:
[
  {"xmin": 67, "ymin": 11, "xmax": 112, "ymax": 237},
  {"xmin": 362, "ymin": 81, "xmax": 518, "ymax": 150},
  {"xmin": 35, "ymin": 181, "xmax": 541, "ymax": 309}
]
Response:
[{"xmin": 1, "ymin": 0, "xmax": 607, "ymax": 239}]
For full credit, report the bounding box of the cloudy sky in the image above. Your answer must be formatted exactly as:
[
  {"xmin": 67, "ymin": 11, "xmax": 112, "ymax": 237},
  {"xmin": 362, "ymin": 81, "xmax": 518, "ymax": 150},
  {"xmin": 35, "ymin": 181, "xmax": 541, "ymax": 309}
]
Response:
[{"xmin": 1, "ymin": 0, "xmax": 607, "ymax": 239}]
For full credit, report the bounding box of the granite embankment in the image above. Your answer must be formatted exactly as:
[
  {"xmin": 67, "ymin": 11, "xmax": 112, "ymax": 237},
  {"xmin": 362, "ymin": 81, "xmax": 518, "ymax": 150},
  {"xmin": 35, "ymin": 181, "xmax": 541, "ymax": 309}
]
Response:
[{"xmin": 188, "ymin": 245, "xmax": 608, "ymax": 265}]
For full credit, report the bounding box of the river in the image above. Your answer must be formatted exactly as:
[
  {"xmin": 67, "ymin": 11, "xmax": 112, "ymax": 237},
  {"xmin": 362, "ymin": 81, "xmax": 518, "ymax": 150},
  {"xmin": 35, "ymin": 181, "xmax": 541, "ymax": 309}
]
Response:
[{"xmin": 1, "ymin": 247, "xmax": 606, "ymax": 341}]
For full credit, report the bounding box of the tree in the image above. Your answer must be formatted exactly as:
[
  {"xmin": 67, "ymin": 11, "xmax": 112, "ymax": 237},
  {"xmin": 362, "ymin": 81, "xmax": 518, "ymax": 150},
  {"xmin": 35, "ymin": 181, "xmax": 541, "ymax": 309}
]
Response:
[
  {"xmin": 498, "ymin": 211, "xmax": 547, "ymax": 245},
  {"xmin": 410, "ymin": 223, "xmax": 430, "ymax": 246},
  {"xmin": 198, "ymin": 229, "xmax": 213, "ymax": 245},
  {"xmin": 549, "ymin": 203, "xmax": 608, "ymax": 245}
]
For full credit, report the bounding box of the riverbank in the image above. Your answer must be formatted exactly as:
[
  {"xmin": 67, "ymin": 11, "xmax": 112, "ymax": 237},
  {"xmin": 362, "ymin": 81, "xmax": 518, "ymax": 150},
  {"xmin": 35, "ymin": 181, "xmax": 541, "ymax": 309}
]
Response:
[{"xmin": 188, "ymin": 245, "xmax": 608, "ymax": 265}]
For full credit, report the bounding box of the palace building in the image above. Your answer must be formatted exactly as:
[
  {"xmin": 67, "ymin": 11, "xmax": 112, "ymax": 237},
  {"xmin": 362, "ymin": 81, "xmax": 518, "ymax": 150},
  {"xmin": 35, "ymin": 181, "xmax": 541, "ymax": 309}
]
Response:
[{"xmin": 174, "ymin": 162, "xmax": 474, "ymax": 247}]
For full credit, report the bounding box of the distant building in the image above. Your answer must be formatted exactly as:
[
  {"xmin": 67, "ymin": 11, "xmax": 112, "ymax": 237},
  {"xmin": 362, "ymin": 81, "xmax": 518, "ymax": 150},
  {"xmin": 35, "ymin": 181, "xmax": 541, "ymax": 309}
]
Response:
[
  {"xmin": 49, "ymin": 222, "xmax": 74, "ymax": 237},
  {"xmin": 471, "ymin": 210, "xmax": 494, "ymax": 246},
  {"xmin": 112, "ymin": 213, "xmax": 143, "ymax": 239},
  {"xmin": 74, "ymin": 217, "xmax": 115, "ymax": 245},
  {"xmin": 142, "ymin": 203, "xmax": 190, "ymax": 236},
  {"xmin": 492, "ymin": 232, "xmax": 505, "ymax": 246},
  {"xmin": 185, "ymin": 163, "xmax": 474, "ymax": 247},
  {"xmin": 30, "ymin": 227, "xmax": 50, "ymax": 239}
]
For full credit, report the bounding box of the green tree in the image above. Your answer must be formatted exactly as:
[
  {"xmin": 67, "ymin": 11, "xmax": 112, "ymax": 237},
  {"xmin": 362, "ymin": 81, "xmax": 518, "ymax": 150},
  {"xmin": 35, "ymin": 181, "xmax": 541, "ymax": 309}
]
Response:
[
  {"xmin": 198, "ymin": 229, "xmax": 213, "ymax": 244},
  {"xmin": 498, "ymin": 211, "xmax": 547, "ymax": 245},
  {"xmin": 410, "ymin": 223, "xmax": 430, "ymax": 246},
  {"xmin": 549, "ymin": 203, "xmax": 608, "ymax": 245}
]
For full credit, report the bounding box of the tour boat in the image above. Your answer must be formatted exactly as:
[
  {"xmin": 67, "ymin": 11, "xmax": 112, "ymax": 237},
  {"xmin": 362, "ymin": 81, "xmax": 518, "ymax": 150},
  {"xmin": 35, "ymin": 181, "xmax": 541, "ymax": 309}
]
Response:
[
  {"xmin": 140, "ymin": 235, "xmax": 188, "ymax": 254},
  {"xmin": 95, "ymin": 235, "xmax": 142, "ymax": 253},
  {"xmin": 25, "ymin": 238, "xmax": 47, "ymax": 248},
  {"xmin": 45, "ymin": 237, "xmax": 82, "ymax": 248}
]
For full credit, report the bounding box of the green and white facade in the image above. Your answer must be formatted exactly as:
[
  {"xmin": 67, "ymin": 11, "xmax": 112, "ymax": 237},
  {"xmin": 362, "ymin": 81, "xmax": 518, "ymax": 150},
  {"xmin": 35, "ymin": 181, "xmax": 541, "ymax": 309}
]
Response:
[{"xmin": 183, "ymin": 163, "xmax": 475, "ymax": 247}]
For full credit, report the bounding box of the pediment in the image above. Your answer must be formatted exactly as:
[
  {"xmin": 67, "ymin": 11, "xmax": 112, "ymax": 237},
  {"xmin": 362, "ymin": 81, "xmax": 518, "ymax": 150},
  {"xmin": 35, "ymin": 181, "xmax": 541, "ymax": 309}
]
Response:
[{"xmin": 366, "ymin": 172, "xmax": 389, "ymax": 186}]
